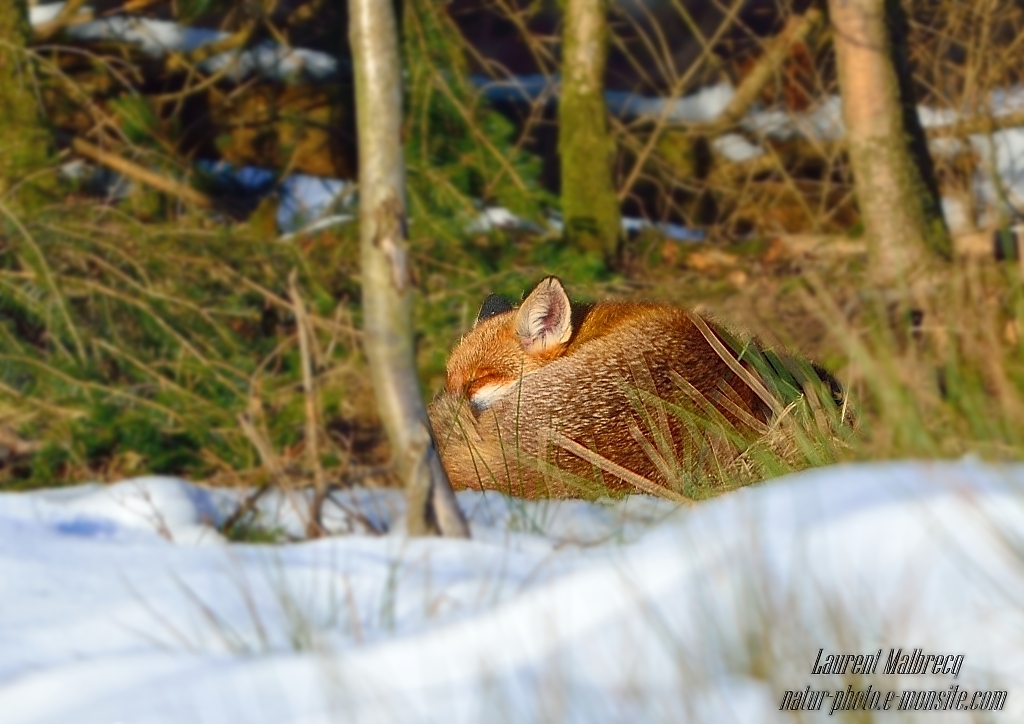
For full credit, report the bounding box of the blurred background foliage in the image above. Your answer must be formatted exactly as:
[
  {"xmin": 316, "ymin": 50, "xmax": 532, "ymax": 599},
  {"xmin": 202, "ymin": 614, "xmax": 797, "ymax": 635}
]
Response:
[{"xmin": 2, "ymin": 0, "xmax": 1024, "ymax": 492}]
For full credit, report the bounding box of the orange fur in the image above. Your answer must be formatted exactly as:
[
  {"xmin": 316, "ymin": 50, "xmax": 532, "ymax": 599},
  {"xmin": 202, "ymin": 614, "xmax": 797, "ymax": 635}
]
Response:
[{"xmin": 429, "ymin": 277, "xmax": 768, "ymax": 498}]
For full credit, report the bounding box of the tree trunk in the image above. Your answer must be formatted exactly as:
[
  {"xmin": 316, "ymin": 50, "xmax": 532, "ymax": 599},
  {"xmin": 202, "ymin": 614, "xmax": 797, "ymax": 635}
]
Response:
[
  {"xmin": 0, "ymin": 0, "xmax": 53, "ymax": 203},
  {"xmin": 829, "ymin": 0, "xmax": 950, "ymax": 286},
  {"xmin": 348, "ymin": 0, "xmax": 469, "ymax": 538},
  {"xmin": 559, "ymin": 0, "xmax": 620, "ymax": 262}
]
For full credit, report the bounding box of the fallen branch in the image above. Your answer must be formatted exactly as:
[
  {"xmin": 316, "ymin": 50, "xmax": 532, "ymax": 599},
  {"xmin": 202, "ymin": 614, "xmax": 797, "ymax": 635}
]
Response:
[
  {"xmin": 926, "ymin": 111, "xmax": 1024, "ymax": 139},
  {"xmin": 551, "ymin": 432, "xmax": 694, "ymax": 505},
  {"xmin": 715, "ymin": 9, "xmax": 824, "ymax": 130},
  {"xmin": 771, "ymin": 228, "xmax": 1024, "ymax": 261},
  {"xmin": 70, "ymin": 136, "xmax": 213, "ymax": 208},
  {"xmin": 688, "ymin": 311, "xmax": 784, "ymax": 418}
]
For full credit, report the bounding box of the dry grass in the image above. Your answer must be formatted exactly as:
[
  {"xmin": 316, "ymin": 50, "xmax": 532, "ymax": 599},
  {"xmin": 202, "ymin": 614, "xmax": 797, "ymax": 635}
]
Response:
[
  {"xmin": 0, "ymin": 200, "xmax": 389, "ymax": 491},
  {"xmin": 4, "ymin": 0, "xmax": 1024, "ymax": 508},
  {"xmin": 429, "ymin": 240, "xmax": 1024, "ymax": 503},
  {"xmin": 7, "ymin": 192, "xmax": 1024, "ymax": 510}
]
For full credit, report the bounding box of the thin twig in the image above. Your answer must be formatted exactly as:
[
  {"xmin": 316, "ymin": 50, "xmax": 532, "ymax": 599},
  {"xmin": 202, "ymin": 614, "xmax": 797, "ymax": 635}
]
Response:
[
  {"xmin": 288, "ymin": 270, "xmax": 327, "ymax": 537},
  {"xmin": 551, "ymin": 432, "xmax": 694, "ymax": 505},
  {"xmin": 687, "ymin": 311, "xmax": 784, "ymax": 418},
  {"xmin": 71, "ymin": 137, "xmax": 213, "ymax": 208}
]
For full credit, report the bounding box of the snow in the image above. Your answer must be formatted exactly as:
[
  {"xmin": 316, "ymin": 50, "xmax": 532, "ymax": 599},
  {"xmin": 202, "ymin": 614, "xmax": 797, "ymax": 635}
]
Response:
[
  {"xmin": 29, "ymin": 4, "xmax": 338, "ymax": 83},
  {"xmin": 470, "ymin": 207, "xmax": 706, "ymax": 243},
  {"xmin": 711, "ymin": 133, "xmax": 765, "ymax": 163},
  {"xmin": 620, "ymin": 216, "xmax": 706, "ymax": 242},
  {"xmin": 193, "ymin": 159, "xmax": 706, "ymax": 241},
  {"xmin": 27, "ymin": 2, "xmax": 73, "ymax": 25},
  {"xmin": 745, "ymin": 96, "xmax": 846, "ymax": 144},
  {"xmin": 276, "ymin": 174, "xmax": 355, "ymax": 235},
  {"xmin": 972, "ymin": 130, "xmax": 1024, "ymax": 224},
  {"xmin": 606, "ymin": 82, "xmax": 735, "ymax": 124},
  {"xmin": 2, "ymin": 460, "xmax": 1023, "ymax": 722},
  {"xmin": 476, "ymin": 70, "xmax": 1024, "ymax": 226},
  {"xmin": 475, "ymin": 75, "xmax": 735, "ymax": 125},
  {"xmin": 464, "ymin": 206, "xmax": 547, "ymax": 235}
]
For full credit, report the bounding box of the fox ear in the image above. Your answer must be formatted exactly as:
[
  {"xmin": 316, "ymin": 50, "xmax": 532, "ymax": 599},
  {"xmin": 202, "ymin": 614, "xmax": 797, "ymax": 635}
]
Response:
[
  {"xmin": 474, "ymin": 294, "xmax": 514, "ymax": 328},
  {"xmin": 515, "ymin": 276, "xmax": 572, "ymax": 353}
]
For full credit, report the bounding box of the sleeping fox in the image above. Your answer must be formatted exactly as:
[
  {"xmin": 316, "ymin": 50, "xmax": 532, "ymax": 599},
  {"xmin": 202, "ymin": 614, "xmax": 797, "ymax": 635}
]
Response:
[{"xmin": 428, "ymin": 277, "xmax": 831, "ymax": 498}]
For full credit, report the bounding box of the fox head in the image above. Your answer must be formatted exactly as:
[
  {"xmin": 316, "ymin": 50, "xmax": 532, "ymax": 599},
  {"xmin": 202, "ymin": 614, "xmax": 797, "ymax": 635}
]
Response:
[{"xmin": 445, "ymin": 276, "xmax": 574, "ymax": 412}]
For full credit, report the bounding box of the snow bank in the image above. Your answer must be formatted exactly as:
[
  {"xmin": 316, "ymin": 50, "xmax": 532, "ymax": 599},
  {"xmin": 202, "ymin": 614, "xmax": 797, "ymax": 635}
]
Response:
[{"xmin": 2, "ymin": 460, "xmax": 1023, "ymax": 722}]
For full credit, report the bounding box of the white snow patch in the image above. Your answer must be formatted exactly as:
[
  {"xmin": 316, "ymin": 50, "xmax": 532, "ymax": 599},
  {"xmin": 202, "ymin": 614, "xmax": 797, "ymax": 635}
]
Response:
[
  {"xmin": 606, "ymin": 81, "xmax": 735, "ymax": 124},
  {"xmin": 942, "ymin": 195, "xmax": 974, "ymax": 234},
  {"xmin": 465, "ymin": 206, "xmax": 545, "ymax": 235},
  {"xmin": 28, "ymin": 2, "xmax": 80, "ymax": 25},
  {"xmin": 474, "ymin": 75, "xmax": 736, "ymax": 125},
  {"xmin": 712, "ymin": 133, "xmax": 765, "ymax": 163},
  {"xmin": 1, "ymin": 460, "xmax": 1023, "ymax": 722},
  {"xmin": 972, "ymin": 129, "xmax": 1024, "ymax": 218},
  {"xmin": 620, "ymin": 216, "xmax": 706, "ymax": 242},
  {"xmin": 275, "ymin": 174, "xmax": 354, "ymax": 233}
]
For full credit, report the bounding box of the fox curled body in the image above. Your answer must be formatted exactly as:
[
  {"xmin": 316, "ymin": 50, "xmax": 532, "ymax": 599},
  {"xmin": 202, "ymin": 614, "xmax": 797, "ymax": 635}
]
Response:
[{"xmin": 429, "ymin": 276, "xmax": 834, "ymax": 498}]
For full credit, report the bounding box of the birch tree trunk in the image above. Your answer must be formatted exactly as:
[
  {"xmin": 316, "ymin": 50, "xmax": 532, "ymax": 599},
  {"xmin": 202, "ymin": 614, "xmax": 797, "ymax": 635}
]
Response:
[
  {"xmin": 829, "ymin": 0, "xmax": 950, "ymax": 286},
  {"xmin": 349, "ymin": 0, "xmax": 469, "ymax": 538},
  {"xmin": 0, "ymin": 0, "xmax": 53, "ymax": 203},
  {"xmin": 559, "ymin": 0, "xmax": 620, "ymax": 262}
]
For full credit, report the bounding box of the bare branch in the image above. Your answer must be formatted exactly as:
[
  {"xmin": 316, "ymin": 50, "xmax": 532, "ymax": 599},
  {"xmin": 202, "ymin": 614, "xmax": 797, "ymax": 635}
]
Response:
[{"xmin": 70, "ymin": 136, "xmax": 213, "ymax": 208}]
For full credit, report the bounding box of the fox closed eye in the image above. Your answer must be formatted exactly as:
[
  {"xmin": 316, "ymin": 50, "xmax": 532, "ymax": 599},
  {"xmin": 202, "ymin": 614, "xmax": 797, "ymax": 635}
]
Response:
[{"xmin": 468, "ymin": 378, "xmax": 521, "ymax": 413}]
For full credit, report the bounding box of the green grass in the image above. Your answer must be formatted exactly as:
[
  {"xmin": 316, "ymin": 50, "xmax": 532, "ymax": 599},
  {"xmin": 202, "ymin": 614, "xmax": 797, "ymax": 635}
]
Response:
[
  {"xmin": 4, "ymin": 194, "xmax": 1024, "ymax": 498},
  {"xmin": 0, "ymin": 197, "xmax": 615, "ymax": 490},
  {"xmin": 0, "ymin": 202, "xmax": 364, "ymax": 487}
]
